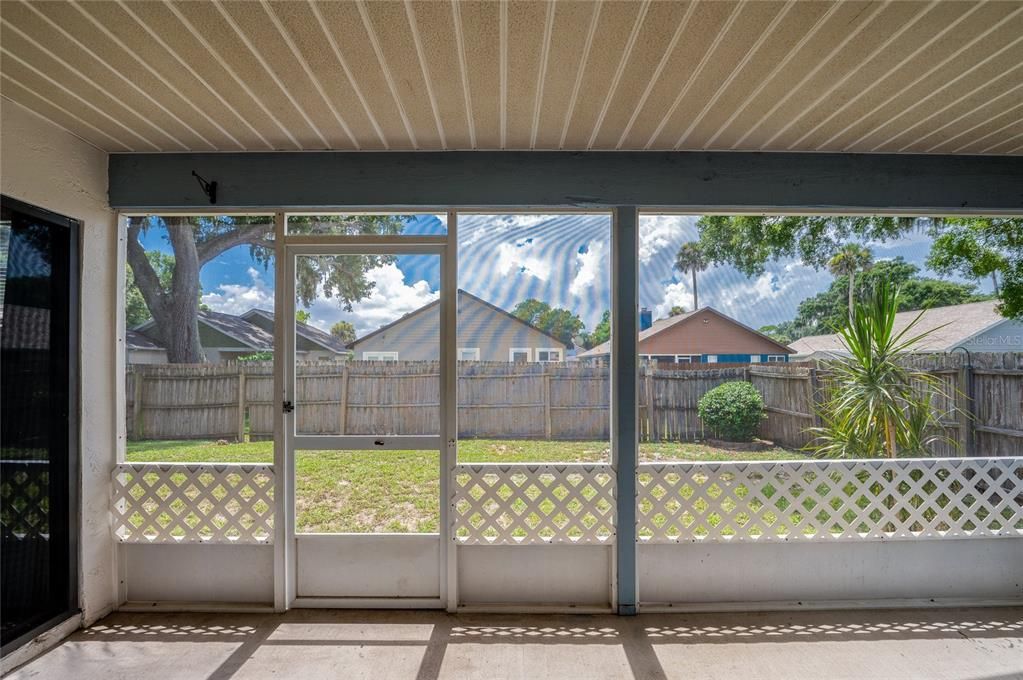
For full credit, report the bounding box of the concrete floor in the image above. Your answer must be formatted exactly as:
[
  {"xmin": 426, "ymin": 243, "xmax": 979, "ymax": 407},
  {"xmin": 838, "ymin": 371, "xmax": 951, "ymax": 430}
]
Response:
[{"xmin": 7, "ymin": 607, "xmax": 1023, "ymax": 680}]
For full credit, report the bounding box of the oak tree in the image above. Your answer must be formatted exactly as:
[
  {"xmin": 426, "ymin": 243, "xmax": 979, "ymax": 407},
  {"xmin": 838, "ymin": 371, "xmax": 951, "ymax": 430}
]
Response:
[{"xmin": 127, "ymin": 215, "xmax": 403, "ymax": 362}]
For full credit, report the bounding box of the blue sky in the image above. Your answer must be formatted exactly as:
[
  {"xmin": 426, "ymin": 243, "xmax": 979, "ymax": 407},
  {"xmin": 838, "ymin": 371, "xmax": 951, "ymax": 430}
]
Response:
[{"xmin": 137, "ymin": 214, "xmax": 989, "ymax": 337}]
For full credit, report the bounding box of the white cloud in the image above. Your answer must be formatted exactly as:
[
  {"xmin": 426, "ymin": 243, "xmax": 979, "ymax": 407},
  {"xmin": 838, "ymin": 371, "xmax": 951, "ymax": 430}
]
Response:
[
  {"xmin": 304, "ymin": 263, "xmax": 438, "ymax": 336},
  {"xmin": 199, "ymin": 215, "xmax": 951, "ymax": 342},
  {"xmin": 703, "ymin": 263, "xmax": 830, "ymax": 328},
  {"xmin": 458, "ymin": 214, "xmax": 557, "ymax": 246},
  {"xmin": 638, "ymin": 215, "xmax": 697, "ymax": 264},
  {"xmin": 456, "ymin": 219, "xmax": 498, "ymax": 247},
  {"xmin": 494, "ymin": 238, "xmax": 552, "ymax": 281},
  {"xmin": 647, "ymin": 257, "xmax": 833, "ymax": 329},
  {"xmin": 202, "ymin": 263, "xmax": 439, "ymax": 338},
  {"xmin": 201, "ymin": 267, "xmax": 274, "ymax": 315},
  {"xmin": 569, "ymin": 239, "xmax": 605, "ymax": 297},
  {"xmin": 653, "ymin": 280, "xmax": 692, "ymax": 319},
  {"xmin": 495, "ymin": 214, "xmax": 558, "ymax": 228}
]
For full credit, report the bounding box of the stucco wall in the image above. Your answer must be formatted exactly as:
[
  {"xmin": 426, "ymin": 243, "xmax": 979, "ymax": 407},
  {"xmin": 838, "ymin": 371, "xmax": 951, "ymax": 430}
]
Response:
[{"xmin": 1, "ymin": 100, "xmax": 118, "ymax": 626}]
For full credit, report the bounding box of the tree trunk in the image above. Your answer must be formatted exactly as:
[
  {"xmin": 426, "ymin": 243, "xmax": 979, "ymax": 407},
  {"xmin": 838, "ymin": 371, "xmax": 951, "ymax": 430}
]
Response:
[
  {"xmin": 692, "ymin": 268, "xmax": 699, "ymax": 310},
  {"xmin": 848, "ymin": 275, "xmax": 855, "ymax": 321},
  {"xmin": 162, "ymin": 218, "xmax": 204, "ymax": 363},
  {"xmin": 161, "ymin": 296, "xmax": 204, "ymax": 364},
  {"xmin": 991, "ymin": 271, "xmax": 1000, "ymax": 297},
  {"xmin": 126, "ymin": 217, "xmax": 205, "ymax": 363},
  {"xmin": 884, "ymin": 415, "xmax": 897, "ymax": 459}
]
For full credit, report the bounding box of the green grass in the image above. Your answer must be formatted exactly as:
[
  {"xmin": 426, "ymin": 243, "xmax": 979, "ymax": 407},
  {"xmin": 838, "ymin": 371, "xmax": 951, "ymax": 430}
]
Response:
[{"xmin": 126, "ymin": 438, "xmax": 806, "ymax": 534}]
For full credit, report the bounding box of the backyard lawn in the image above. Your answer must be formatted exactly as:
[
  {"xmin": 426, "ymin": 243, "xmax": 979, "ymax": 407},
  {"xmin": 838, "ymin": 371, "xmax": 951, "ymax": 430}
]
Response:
[{"xmin": 127, "ymin": 438, "xmax": 807, "ymax": 534}]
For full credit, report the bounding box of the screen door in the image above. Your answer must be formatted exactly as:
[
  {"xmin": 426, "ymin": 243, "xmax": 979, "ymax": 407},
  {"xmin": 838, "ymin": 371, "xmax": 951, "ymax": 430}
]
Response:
[{"xmin": 282, "ymin": 242, "xmax": 450, "ymax": 606}]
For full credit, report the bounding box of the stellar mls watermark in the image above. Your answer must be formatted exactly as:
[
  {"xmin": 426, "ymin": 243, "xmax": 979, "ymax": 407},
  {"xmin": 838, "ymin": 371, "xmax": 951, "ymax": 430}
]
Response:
[{"xmin": 964, "ymin": 335, "xmax": 1023, "ymax": 347}]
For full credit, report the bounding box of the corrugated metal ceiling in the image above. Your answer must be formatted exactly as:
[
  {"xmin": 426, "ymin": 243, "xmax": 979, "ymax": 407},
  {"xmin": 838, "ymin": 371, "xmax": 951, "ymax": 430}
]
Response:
[{"xmin": 1, "ymin": 0, "xmax": 1020, "ymax": 154}]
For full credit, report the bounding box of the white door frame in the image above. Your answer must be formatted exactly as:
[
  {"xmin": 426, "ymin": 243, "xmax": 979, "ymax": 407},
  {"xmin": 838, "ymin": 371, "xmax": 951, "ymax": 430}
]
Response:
[{"xmin": 272, "ymin": 213, "xmax": 458, "ymax": 611}]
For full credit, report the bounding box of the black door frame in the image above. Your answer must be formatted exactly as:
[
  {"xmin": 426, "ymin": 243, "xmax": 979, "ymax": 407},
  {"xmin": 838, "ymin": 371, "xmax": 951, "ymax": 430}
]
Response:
[{"xmin": 0, "ymin": 194, "xmax": 80, "ymax": 656}]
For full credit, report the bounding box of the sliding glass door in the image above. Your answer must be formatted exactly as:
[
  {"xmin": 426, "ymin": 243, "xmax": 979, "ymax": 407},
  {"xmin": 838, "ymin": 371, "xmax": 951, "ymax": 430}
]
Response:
[{"xmin": 0, "ymin": 196, "xmax": 78, "ymax": 654}]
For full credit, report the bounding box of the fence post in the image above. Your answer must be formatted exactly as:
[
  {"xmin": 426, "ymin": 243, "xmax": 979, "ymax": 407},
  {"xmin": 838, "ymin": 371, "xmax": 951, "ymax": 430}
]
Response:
[
  {"xmin": 809, "ymin": 368, "xmax": 823, "ymax": 429},
  {"xmin": 645, "ymin": 368, "xmax": 657, "ymax": 443},
  {"xmin": 133, "ymin": 370, "xmax": 144, "ymax": 440},
  {"xmin": 958, "ymin": 363, "xmax": 973, "ymax": 456},
  {"xmin": 339, "ymin": 363, "xmax": 350, "ymax": 435},
  {"xmin": 237, "ymin": 368, "xmax": 247, "ymax": 442},
  {"xmin": 637, "ymin": 364, "xmax": 645, "ymax": 442},
  {"xmin": 543, "ymin": 372, "xmax": 552, "ymax": 439}
]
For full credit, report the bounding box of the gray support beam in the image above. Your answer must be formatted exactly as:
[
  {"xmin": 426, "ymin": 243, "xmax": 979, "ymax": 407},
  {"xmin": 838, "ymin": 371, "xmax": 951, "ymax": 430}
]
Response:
[
  {"xmin": 109, "ymin": 152, "xmax": 1023, "ymax": 212},
  {"xmin": 612, "ymin": 206, "xmax": 639, "ymax": 615}
]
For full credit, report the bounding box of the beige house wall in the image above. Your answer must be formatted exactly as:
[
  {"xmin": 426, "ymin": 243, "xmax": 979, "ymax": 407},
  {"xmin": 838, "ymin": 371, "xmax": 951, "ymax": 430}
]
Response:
[
  {"xmin": 352, "ymin": 293, "xmax": 566, "ymax": 361},
  {"xmin": 127, "ymin": 349, "xmax": 169, "ymax": 365}
]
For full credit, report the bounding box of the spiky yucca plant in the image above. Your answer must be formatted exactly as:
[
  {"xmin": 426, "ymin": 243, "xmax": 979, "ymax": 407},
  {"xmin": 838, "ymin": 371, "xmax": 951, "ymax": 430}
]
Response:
[{"xmin": 809, "ymin": 283, "xmax": 958, "ymax": 458}]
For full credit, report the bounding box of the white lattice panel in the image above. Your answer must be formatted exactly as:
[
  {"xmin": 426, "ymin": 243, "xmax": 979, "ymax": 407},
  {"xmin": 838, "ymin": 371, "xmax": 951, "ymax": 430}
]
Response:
[
  {"xmin": 112, "ymin": 463, "xmax": 274, "ymax": 544},
  {"xmin": 453, "ymin": 464, "xmax": 615, "ymax": 545},
  {"xmin": 1, "ymin": 461, "xmax": 50, "ymax": 541},
  {"xmin": 638, "ymin": 458, "xmax": 1023, "ymax": 543}
]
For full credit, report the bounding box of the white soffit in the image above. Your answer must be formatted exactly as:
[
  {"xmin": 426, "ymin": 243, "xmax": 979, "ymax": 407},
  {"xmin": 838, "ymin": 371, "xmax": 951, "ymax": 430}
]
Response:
[{"xmin": 0, "ymin": 0, "xmax": 1020, "ymax": 154}]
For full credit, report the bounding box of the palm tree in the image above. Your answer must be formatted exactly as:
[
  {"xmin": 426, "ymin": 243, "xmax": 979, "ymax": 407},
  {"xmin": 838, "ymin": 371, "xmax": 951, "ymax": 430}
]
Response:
[
  {"xmin": 675, "ymin": 242, "xmax": 708, "ymax": 310},
  {"xmin": 828, "ymin": 243, "xmax": 873, "ymax": 320}
]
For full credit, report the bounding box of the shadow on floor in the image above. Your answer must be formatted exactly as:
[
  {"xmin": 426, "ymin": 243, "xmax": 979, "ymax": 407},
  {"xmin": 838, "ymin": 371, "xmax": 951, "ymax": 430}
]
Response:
[{"xmin": 57, "ymin": 607, "xmax": 1022, "ymax": 680}]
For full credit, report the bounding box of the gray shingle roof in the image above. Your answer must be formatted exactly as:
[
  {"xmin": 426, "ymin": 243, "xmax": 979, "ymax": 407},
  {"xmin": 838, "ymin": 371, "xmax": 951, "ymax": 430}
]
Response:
[
  {"xmin": 241, "ymin": 309, "xmax": 348, "ymax": 353},
  {"xmin": 133, "ymin": 310, "xmax": 273, "ymax": 350},
  {"xmin": 126, "ymin": 329, "xmax": 164, "ymax": 351},
  {"xmin": 348, "ymin": 289, "xmax": 565, "ymax": 349},
  {"xmin": 197, "ymin": 310, "xmax": 274, "ymax": 350},
  {"xmin": 133, "ymin": 309, "xmax": 350, "ymax": 354},
  {"xmin": 789, "ymin": 300, "xmax": 1006, "ymax": 355}
]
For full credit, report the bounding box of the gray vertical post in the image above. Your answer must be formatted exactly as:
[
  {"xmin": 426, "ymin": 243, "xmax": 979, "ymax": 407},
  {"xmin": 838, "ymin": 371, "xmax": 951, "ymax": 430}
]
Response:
[
  {"xmin": 271, "ymin": 211, "xmax": 290, "ymax": 612},
  {"xmin": 612, "ymin": 206, "xmax": 639, "ymax": 615},
  {"xmin": 442, "ymin": 211, "xmax": 459, "ymax": 612}
]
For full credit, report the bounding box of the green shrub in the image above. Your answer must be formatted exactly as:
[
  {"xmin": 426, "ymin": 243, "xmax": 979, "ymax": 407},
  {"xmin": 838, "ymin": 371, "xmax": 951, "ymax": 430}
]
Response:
[
  {"xmin": 698, "ymin": 381, "xmax": 765, "ymax": 442},
  {"xmin": 237, "ymin": 351, "xmax": 274, "ymax": 362}
]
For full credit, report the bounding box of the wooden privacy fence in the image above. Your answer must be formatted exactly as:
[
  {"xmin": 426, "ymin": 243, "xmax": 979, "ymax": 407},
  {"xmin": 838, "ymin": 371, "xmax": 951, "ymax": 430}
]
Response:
[
  {"xmin": 749, "ymin": 352, "xmax": 1023, "ymax": 455},
  {"xmin": 749, "ymin": 364, "xmax": 965, "ymax": 452},
  {"xmin": 127, "ymin": 361, "xmax": 611, "ymax": 442},
  {"xmin": 639, "ymin": 366, "xmax": 747, "ymax": 442},
  {"xmin": 127, "ymin": 364, "xmax": 273, "ymax": 442},
  {"xmin": 126, "ymin": 353, "xmax": 1023, "ymax": 454}
]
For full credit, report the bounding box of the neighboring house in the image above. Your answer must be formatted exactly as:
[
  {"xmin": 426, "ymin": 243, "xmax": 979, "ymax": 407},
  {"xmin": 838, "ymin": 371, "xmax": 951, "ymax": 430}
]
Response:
[
  {"xmin": 240, "ymin": 309, "xmax": 348, "ymax": 361},
  {"xmin": 131, "ymin": 309, "xmax": 348, "ymax": 364},
  {"xmin": 790, "ymin": 300, "xmax": 1023, "ymax": 359},
  {"xmin": 349, "ymin": 290, "xmax": 567, "ymax": 362},
  {"xmin": 125, "ymin": 330, "xmax": 168, "ymax": 364},
  {"xmin": 578, "ymin": 306, "xmax": 794, "ymax": 364}
]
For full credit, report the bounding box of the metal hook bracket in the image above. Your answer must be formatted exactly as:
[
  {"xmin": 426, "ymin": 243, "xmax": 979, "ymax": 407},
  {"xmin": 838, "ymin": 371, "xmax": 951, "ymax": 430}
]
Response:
[{"xmin": 191, "ymin": 170, "xmax": 217, "ymax": 205}]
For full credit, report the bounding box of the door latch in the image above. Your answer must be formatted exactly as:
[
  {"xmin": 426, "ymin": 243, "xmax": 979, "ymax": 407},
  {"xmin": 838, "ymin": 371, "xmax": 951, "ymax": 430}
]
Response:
[{"xmin": 282, "ymin": 400, "xmax": 294, "ymax": 414}]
